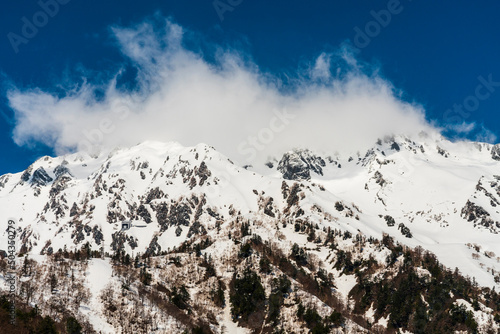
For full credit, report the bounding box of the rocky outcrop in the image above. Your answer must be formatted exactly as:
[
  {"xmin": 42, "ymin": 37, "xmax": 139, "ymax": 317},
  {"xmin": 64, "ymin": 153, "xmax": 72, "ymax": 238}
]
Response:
[
  {"xmin": 145, "ymin": 187, "xmax": 165, "ymax": 204},
  {"xmin": 461, "ymin": 200, "xmax": 500, "ymax": 232},
  {"xmin": 20, "ymin": 165, "xmax": 33, "ymax": 182},
  {"xmin": 136, "ymin": 204, "xmax": 152, "ymax": 224},
  {"xmin": 155, "ymin": 203, "xmax": 169, "ymax": 231},
  {"xmin": 278, "ymin": 149, "xmax": 326, "ymax": 180},
  {"xmin": 54, "ymin": 163, "xmax": 72, "ymax": 179},
  {"xmin": 194, "ymin": 161, "xmax": 211, "ymax": 186},
  {"xmin": 31, "ymin": 167, "xmax": 53, "ymax": 187},
  {"xmin": 49, "ymin": 175, "xmax": 71, "ymax": 197},
  {"xmin": 168, "ymin": 202, "xmax": 192, "ymax": 228},
  {"xmin": 492, "ymin": 144, "xmax": 500, "ymax": 161}
]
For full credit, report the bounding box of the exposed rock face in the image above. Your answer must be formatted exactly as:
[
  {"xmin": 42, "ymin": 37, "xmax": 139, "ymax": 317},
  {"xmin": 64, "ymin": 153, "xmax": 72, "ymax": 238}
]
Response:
[
  {"xmin": 391, "ymin": 142, "xmax": 400, "ymax": 151},
  {"xmin": 436, "ymin": 146, "xmax": 449, "ymax": 158},
  {"xmin": 20, "ymin": 165, "xmax": 33, "ymax": 182},
  {"xmin": 168, "ymin": 202, "xmax": 192, "ymax": 228},
  {"xmin": 145, "ymin": 187, "xmax": 165, "ymax": 204},
  {"xmin": 277, "ymin": 149, "xmax": 326, "ymax": 181},
  {"xmin": 154, "ymin": 203, "xmax": 169, "ymax": 231},
  {"xmin": 475, "ymin": 177, "xmax": 500, "ymax": 207},
  {"xmin": 31, "ymin": 167, "xmax": 53, "ymax": 187},
  {"xmin": 263, "ymin": 197, "xmax": 275, "ymax": 217},
  {"xmin": 136, "ymin": 204, "xmax": 152, "ymax": 224},
  {"xmin": 492, "ymin": 144, "xmax": 500, "ymax": 161},
  {"xmin": 70, "ymin": 203, "xmax": 79, "ymax": 217},
  {"xmin": 50, "ymin": 175, "xmax": 71, "ymax": 197},
  {"xmin": 0, "ymin": 175, "xmax": 9, "ymax": 189},
  {"xmin": 461, "ymin": 200, "xmax": 500, "ymax": 232},
  {"xmin": 54, "ymin": 164, "xmax": 72, "ymax": 179},
  {"xmin": 373, "ymin": 171, "xmax": 387, "ymax": 187},
  {"xmin": 194, "ymin": 161, "xmax": 211, "ymax": 186}
]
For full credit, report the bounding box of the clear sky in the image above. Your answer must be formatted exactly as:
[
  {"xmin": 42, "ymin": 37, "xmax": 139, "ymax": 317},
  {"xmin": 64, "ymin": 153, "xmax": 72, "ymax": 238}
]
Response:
[{"xmin": 0, "ymin": 0, "xmax": 499, "ymax": 174}]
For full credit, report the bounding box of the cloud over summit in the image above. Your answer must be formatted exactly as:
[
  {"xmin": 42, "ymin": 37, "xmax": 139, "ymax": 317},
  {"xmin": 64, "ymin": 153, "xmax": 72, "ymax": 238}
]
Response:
[{"xmin": 7, "ymin": 16, "xmax": 436, "ymax": 165}]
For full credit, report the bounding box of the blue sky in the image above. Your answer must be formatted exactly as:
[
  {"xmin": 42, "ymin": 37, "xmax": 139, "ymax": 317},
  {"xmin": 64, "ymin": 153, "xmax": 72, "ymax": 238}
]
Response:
[{"xmin": 1, "ymin": 0, "xmax": 499, "ymax": 174}]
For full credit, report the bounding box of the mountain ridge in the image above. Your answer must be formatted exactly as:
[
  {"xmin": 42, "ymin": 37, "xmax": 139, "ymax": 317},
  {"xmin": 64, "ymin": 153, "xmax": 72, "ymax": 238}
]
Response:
[{"xmin": 3, "ymin": 136, "xmax": 500, "ymax": 332}]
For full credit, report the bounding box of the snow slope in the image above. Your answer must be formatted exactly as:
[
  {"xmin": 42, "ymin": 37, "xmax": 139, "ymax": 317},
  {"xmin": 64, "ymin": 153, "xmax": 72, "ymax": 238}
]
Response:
[{"xmin": 2, "ymin": 134, "xmax": 500, "ymax": 291}]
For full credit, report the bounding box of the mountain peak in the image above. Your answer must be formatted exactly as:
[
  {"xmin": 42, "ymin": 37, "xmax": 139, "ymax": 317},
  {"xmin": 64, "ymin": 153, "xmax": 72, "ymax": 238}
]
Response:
[{"xmin": 2, "ymin": 138, "xmax": 500, "ymax": 332}]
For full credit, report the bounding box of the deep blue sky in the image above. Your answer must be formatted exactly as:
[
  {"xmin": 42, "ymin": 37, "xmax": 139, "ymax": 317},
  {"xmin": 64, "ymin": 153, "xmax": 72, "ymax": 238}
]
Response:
[{"xmin": 0, "ymin": 0, "xmax": 499, "ymax": 174}]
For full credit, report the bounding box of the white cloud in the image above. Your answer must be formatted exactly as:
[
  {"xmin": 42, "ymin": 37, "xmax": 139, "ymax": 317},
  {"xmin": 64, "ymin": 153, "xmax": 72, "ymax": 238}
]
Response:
[
  {"xmin": 445, "ymin": 122, "xmax": 476, "ymax": 135},
  {"xmin": 475, "ymin": 125, "xmax": 497, "ymax": 144},
  {"xmin": 310, "ymin": 52, "xmax": 332, "ymax": 82},
  {"xmin": 8, "ymin": 17, "xmax": 438, "ymax": 165}
]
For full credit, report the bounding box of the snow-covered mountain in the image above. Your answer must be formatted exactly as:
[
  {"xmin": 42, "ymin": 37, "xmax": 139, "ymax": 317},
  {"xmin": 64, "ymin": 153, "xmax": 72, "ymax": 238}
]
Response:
[{"xmin": 3, "ymin": 134, "xmax": 500, "ymax": 333}]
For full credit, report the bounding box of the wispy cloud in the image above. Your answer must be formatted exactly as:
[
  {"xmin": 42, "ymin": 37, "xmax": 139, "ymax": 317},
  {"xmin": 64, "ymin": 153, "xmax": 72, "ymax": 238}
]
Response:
[
  {"xmin": 475, "ymin": 125, "xmax": 497, "ymax": 144},
  {"xmin": 310, "ymin": 52, "xmax": 332, "ymax": 82},
  {"xmin": 7, "ymin": 16, "xmax": 437, "ymax": 165},
  {"xmin": 445, "ymin": 122, "xmax": 476, "ymax": 135}
]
